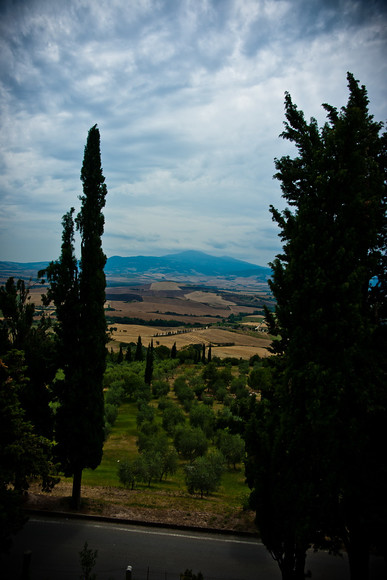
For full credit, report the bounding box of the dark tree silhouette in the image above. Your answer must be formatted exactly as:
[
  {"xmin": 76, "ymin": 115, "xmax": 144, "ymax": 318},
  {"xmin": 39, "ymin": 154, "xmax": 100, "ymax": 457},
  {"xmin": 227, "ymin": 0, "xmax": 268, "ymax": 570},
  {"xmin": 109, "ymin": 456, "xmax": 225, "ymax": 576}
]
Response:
[
  {"xmin": 41, "ymin": 125, "xmax": 108, "ymax": 509},
  {"xmin": 245, "ymin": 74, "xmax": 387, "ymax": 580}
]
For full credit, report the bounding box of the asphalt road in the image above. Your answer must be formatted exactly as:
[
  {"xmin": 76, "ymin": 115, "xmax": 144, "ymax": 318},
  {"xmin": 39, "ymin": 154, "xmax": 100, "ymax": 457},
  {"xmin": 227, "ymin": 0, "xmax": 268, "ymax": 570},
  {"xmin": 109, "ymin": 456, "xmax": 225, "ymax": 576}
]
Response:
[{"xmin": 1, "ymin": 516, "xmax": 386, "ymax": 580}]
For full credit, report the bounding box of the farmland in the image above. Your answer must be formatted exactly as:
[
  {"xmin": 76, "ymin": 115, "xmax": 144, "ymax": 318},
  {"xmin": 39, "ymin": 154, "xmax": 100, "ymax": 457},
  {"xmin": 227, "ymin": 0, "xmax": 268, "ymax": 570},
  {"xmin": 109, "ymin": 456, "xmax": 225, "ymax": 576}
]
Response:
[
  {"xmin": 28, "ymin": 277, "xmax": 273, "ymax": 359},
  {"xmin": 105, "ymin": 281, "xmax": 272, "ymax": 359}
]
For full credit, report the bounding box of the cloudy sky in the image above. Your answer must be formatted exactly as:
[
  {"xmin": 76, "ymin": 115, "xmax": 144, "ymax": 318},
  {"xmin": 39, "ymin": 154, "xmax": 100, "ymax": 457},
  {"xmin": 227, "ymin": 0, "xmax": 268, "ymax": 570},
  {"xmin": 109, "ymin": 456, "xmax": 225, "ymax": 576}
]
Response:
[{"xmin": 0, "ymin": 0, "xmax": 386, "ymax": 267}]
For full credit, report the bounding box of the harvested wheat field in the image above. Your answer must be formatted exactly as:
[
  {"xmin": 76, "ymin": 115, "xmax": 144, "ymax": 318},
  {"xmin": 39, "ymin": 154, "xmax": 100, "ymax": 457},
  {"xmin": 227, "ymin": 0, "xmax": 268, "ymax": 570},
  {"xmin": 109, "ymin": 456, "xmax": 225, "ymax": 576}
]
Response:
[{"xmin": 108, "ymin": 324, "xmax": 270, "ymax": 359}]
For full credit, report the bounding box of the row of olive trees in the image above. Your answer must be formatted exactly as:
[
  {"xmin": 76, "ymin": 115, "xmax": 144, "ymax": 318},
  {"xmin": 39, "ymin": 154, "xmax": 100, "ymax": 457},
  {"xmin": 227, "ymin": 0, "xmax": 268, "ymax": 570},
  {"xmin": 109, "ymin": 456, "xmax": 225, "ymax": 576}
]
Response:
[{"xmin": 115, "ymin": 356, "xmax": 248, "ymax": 496}]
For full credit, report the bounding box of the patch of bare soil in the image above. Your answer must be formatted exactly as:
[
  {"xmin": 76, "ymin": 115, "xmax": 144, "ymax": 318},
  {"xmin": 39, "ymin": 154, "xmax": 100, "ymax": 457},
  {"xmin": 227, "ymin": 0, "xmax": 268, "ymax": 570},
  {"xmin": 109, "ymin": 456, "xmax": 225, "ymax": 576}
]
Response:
[{"xmin": 24, "ymin": 482, "xmax": 258, "ymax": 535}]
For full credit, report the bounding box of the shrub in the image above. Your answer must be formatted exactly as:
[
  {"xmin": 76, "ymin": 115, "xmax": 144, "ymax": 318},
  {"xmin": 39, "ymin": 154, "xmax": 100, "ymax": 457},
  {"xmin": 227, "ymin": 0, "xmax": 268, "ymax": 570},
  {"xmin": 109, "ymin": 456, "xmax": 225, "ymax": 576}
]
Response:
[
  {"xmin": 189, "ymin": 403, "xmax": 215, "ymax": 439},
  {"xmin": 184, "ymin": 452, "xmax": 225, "ymax": 498},
  {"xmin": 152, "ymin": 379, "xmax": 170, "ymax": 398},
  {"xmin": 162, "ymin": 403, "xmax": 185, "ymax": 435},
  {"xmin": 216, "ymin": 431, "xmax": 245, "ymax": 469},
  {"xmin": 118, "ymin": 460, "xmax": 137, "ymax": 490},
  {"xmin": 174, "ymin": 426, "xmax": 208, "ymax": 462}
]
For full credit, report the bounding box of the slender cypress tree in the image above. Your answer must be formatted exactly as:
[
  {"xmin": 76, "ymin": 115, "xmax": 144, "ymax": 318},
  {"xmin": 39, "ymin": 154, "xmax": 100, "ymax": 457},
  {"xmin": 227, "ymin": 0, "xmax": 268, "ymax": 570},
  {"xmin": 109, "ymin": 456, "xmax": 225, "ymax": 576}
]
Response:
[
  {"xmin": 125, "ymin": 344, "xmax": 132, "ymax": 362},
  {"xmin": 42, "ymin": 125, "xmax": 107, "ymax": 509},
  {"xmin": 72, "ymin": 124, "xmax": 107, "ymax": 508},
  {"xmin": 117, "ymin": 344, "xmax": 124, "ymax": 364},
  {"xmin": 144, "ymin": 340, "xmax": 154, "ymax": 385},
  {"xmin": 135, "ymin": 336, "xmax": 143, "ymax": 361}
]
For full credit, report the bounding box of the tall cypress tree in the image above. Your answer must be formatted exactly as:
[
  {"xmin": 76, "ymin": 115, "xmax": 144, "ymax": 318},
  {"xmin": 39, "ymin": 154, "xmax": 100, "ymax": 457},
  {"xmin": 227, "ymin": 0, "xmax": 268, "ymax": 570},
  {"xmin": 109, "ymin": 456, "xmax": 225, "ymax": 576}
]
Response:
[
  {"xmin": 144, "ymin": 340, "xmax": 154, "ymax": 385},
  {"xmin": 245, "ymin": 74, "xmax": 387, "ymax": 580},
  {"xmin": 42, "ymin": 125, "xmax": 107, "ymax": 509},
  {"xmin": 135, "ymin": 335, "xmax": 143, "ymax": 361},
  {"xmin": 73, "ymin": 124, "xmax": 107, "ymax": 508},
  {"xmin": 125, "ymin": 344, "xmax": 132, "ymax": 362}
]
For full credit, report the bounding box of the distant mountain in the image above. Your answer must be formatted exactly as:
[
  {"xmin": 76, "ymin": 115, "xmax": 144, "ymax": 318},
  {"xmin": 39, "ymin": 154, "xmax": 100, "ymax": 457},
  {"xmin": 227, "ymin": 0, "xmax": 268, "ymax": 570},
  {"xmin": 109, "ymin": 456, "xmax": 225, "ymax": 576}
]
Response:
[
  {"xmin": 105, "ymin": 251, "xmax": 271, "ymax": 280},
  {"xmin": 0, "ymin": 261, "xmax": 50, "ymax": 282},
  {"xmin": 0, "ymin": 251, "xmax": 271, "ymax": 285}
]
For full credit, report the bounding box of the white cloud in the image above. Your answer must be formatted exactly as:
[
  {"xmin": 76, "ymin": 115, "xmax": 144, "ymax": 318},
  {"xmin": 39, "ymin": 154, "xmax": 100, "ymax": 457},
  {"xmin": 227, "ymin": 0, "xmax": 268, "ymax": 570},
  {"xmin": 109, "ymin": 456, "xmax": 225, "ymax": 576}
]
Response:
[{"xmin": 0, "ymin": 0, "xmax": 386, "ymax": 264}]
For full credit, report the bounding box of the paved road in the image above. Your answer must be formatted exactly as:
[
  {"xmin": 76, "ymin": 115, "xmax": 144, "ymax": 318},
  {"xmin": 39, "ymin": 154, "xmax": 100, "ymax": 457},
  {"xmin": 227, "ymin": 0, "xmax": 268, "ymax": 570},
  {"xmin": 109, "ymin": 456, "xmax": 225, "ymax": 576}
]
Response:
[{"xmin": 1, "ymin": 516, "xmax": 386, "ymax": 579}]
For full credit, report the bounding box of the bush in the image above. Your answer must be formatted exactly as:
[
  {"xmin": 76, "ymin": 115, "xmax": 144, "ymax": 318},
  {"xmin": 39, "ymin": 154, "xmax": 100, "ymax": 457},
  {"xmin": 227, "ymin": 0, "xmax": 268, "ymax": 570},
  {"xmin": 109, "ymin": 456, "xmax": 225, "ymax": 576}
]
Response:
[
  {"xmin": 162, "ymin": 403, "xmax": 186, "ymax": 435},
  {"xmin": 216, "ymin": 431, "xmax": 245, "ymax": 469},
  {"xmin": 105, "ymin": 381, "xmax": 125, "ymax": 407},
  {"xmin": 136, "ymin": 402, "xmax": 155, "ymax": 427},
  {"xmin": 118, "ymin": 460, "xmax": 137, "ymax": 490},
  {"xmin": 189, "ymin": 404, "xmax": 215, "ymax": 439},
  {"xmin": 152, "ymin": 379, "xmax": 170, "ymax": 398},
  {"xmin": 184, "ymin": 452, "xmax": 225, "ymax": 498},
  {"xmin": 174, "ymin": 426, "xmax": 208, "ymax": 462},
  {"xmin": 104, "ymin": 403, "xmax": 118, "ymax": 427},
  {"xmin": 174, "ymin": 377, "xmax": 195, "ymax": 409}
]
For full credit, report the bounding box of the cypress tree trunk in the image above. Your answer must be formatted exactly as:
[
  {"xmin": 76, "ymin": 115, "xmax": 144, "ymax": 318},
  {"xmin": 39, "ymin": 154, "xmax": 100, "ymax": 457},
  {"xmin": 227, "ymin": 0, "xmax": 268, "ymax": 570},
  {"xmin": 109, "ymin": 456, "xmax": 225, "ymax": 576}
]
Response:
[{"xmin": 71, "ymin": 466, "xmax": 82, "ymax": 510}]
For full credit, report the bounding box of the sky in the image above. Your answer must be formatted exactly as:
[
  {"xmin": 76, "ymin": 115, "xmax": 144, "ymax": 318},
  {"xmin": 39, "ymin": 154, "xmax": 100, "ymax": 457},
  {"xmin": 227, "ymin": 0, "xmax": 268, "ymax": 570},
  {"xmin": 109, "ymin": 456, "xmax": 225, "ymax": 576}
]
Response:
[{"xmin": 0, "ymin": 0, "xmax": 386, "ymax": 267}]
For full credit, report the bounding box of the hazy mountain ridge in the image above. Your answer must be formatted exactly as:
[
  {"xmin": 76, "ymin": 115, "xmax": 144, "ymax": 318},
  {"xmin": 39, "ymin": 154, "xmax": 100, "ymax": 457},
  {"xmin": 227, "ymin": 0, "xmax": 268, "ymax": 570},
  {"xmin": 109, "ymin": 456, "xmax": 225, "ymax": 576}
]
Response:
[
  {"xmin": 0, "ymin": 251, "xmax": 271, "ymax": 285},
  {"xmin": 106, "ymin": 251, "xmax": 271, "ymax": 279}
]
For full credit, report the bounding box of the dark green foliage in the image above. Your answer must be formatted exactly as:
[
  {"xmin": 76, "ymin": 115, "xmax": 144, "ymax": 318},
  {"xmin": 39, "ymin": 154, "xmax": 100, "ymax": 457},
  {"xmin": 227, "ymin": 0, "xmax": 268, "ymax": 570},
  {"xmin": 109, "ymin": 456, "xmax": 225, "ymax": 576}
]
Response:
[
  {"xmin": 201, "ymin": 362, "xmax": 232, "ymax": 400},
  {"xmin": 247, "ymin": 364, "xmax": 272, "ymax": 394},
  {"xmin": 136, "ymin": 429, "xmax": 178, "ymax": 481},
  {"xmin": 177, "ymin": 344, "xmax": 203, "ymax": 364},
  {"xmin": 117, "ymin": 344, "xmax": 124, "ymax": 364},
  {"xmin": 245, "ymin": 74, "xmax": 387, "ymax": 580},
  {"xmin": 174, "ymin": 426, "xmax": 208, "ymax": 462},
  {"xmin": 0, "ymin": 278, "xmax": 56, "ymax": 438},
  {"xmin": 134, "ymin": 336, "xmax": 144, "ymax": 361},
  {"xmin": 144, "ymin": 340, "xmax": 154, "ymax": 385},
  {"xmin": 216, "ymin": 430, "xmax": 245, "ymax": 469},
  {"xmin": 119, "ymin": 441, "xmax": 178, "ymax": 488},
  {"xmin": 152, "ymin": 379, "xmax": 170, "ymax": 398},
  {"xmin": 104, "ymin": 381, "xmax": 125, "ymax": 407},
  {"xmin": 125, "ymin": 344, "xmax": 132, "ymax": 362},
  {"xmin": 154, "ymin": 344, "xmax": 171, "ymax": 360},
  {"xmin": 41, "ymin": 125, "xmax": 108, "ymax": 509},
  {"xmin": 161, "ymin": 402, "xmax": 185, "ymax": 435},
  {"xmin": 171, "ymin": 342, "xmax": 177, "ymax": 359},
  {"xmin": 118, "ymin": 459, "xmax": 137, "ymax": 489},
  {"xmin": 104, "ymin": 364, "xmax": 147, "ymax": 401},
  {"xmin": 136, "ymin": 401, "xmax": 155, "ymax": 427},
  {"xmin": 0, "ymin": 357, "xmax": 58, "ymax": 553},
  {"xmin": 184, "ymin": 451, "xmax": 225, "ymax": 498},
  {"xmin": 174, "ymin": 376, "xmax": 195, "ymax": 410},
  {"xmin": 249, "ymin": 353, "xmax": 261, "ymax": 366},
  {"xmin": 189, "ymin": 403, "xmax": 215, "ymax": 439},
  {"xmin": 0, "ymin": 278, "xmax": 34, "ymax": 350},
  {"xmin": 104, "ymin": 403, "xmax": 118, "ymax": 427},
  {"xmin": 79, "ymin": 541, "xmax": 98, "ymax": 580}
]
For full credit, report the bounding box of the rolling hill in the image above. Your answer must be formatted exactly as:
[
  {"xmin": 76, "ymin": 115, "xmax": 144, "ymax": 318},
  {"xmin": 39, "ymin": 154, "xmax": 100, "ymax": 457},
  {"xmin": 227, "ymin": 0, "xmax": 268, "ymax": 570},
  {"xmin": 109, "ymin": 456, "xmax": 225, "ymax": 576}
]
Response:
[{"xmin": 0, "ymin": 251, "xmax": 271, "ymax": 287}]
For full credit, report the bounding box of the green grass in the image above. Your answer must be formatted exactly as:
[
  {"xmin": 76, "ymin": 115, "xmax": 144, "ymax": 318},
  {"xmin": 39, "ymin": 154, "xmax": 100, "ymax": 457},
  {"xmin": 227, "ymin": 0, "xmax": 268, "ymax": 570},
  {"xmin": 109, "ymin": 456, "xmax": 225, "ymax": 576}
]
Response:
[{"xmin": 82, "ymin": 402, "xmax": 138, "ymax": 486}]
